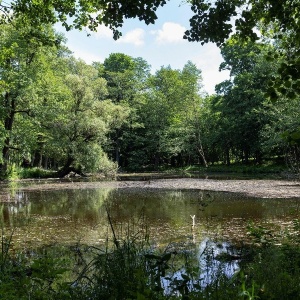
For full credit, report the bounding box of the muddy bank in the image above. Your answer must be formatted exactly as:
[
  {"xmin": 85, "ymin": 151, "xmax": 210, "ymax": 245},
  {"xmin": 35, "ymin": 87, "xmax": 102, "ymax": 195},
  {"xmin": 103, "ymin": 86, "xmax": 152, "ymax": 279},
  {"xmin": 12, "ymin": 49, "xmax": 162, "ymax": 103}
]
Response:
[{"xmin": 6, "ymin": 178, "xmax": 300, "ymax": 199}]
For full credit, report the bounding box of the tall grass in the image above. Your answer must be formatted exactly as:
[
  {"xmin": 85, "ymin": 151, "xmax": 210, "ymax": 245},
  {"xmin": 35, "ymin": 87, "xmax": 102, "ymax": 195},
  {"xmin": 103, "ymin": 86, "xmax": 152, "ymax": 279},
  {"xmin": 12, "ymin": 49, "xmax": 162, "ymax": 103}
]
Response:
[{"xmin": 1, "ymin": 219, "xmax": 300, "ymax": 299}]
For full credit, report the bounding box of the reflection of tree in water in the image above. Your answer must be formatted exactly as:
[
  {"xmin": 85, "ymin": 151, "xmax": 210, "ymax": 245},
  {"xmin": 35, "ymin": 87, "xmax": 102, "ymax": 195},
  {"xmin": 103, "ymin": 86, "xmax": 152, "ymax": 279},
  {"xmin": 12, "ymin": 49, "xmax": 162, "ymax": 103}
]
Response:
[
  {"xmin": 198, "ymin": 238, "xmax": 240, "ymax": 286},
  {"xmin": 0, "ymin": 188, "xmax": 115, "ymax": 248},
  {"xmin": 106, "ymin": 189, "xmax": 196, "ymax": 224},
  {"xmin": 0, "ymin": 191, "xmax": 31, "ymax": 227},
  {"xmin": 26, "ymin": 188, "xmax": 113, "ymax": 223},
  {"xmin": 161, "ymin": 238, "xmax": 241, "ymax": 295},
  {"xmin": 1, "ymin": 186, "xmax": 298, "ymax": 249},
  {"xmin": 104, "ymin": 189, "xmax": 212, "ymax": 245}
]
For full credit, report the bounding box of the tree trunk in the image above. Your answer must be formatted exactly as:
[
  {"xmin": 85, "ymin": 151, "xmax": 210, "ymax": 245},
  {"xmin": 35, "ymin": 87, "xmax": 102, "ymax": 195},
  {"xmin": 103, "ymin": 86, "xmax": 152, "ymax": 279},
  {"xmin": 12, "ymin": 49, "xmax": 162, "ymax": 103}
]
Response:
[
  {"xmin": 32, "ymin": 151, "xmax": 42, "ymax": 167},
  {"xmin": 225, "ymin": 148, "xmax": 230, "ymax": 166},
  {"xmin": 154, "ymin": 153, "xmax": 160, "ymax": 170},
  {"xmin": 115, "ymin": 145, "xmax": 120, "ymax": 165},
  {"xmin": 0, "ymin": 92, "xmax": 16, "ymax": 176},
  {"xmin": 244, "ymin": 149, "xmax": 249, "ymax": 164},
  {"xmin": 56, "ymin": 157, "xmax": 74, "ymax": 177},
  {"xmin": 197, "ymin": 145, "xmax": 208, "ymax": 168},
  {"xmin": 194, "ymin": 118, "xmax": 208, "ymax": 168},
  {"xmin": 56, "ymin": 157, "xmax": 86, "ymax": 178}
]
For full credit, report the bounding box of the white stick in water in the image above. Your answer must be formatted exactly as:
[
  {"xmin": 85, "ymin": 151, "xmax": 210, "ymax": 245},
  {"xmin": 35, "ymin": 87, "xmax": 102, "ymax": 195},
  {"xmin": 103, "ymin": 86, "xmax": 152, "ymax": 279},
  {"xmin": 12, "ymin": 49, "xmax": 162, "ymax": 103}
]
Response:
[{"xmin": 190, "ymin": 215, "xmax": 195, "ymax": 227}]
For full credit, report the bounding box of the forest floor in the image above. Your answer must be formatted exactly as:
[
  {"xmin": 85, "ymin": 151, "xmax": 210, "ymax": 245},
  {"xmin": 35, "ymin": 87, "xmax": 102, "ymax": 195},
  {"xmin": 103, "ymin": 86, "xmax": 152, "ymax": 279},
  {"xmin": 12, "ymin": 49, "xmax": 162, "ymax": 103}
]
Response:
[{"xmin": 7, "ymin": 176, "xmax": 300, "ymax": 199}]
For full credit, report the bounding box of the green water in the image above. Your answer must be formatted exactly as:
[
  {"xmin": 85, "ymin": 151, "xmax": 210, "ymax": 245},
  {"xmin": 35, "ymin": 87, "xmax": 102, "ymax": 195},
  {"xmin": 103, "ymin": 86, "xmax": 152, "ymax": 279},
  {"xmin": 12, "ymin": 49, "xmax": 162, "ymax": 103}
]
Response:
[{"xmin": 0, "ymin": 182, "xmax": 299, "ymax": 249}]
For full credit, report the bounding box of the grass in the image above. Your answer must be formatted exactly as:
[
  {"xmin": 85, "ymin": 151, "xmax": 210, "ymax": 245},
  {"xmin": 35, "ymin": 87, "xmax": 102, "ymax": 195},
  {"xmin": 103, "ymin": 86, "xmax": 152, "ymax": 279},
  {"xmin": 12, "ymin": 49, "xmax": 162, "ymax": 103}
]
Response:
[
  {"xmin": 1, "ymin": 158, "xmax": 289, "ymax": 181},
  {"xmin": 184, "ymin": 160, "xmax": 286, "ymax": 173},
  {"xmin": 2, "ymin": 165, "xmax": 57, "ymax": 181},
  {"xmin": 19, "ymin": 167, "xmax": 57, "ymax": 179},
  {"xmin": 1, "ymin": 218, "xmax": 300, "ymax": 299},
  {"xmin": 128, "ymin": 157, "xmax": 287, "ymax": 178}
]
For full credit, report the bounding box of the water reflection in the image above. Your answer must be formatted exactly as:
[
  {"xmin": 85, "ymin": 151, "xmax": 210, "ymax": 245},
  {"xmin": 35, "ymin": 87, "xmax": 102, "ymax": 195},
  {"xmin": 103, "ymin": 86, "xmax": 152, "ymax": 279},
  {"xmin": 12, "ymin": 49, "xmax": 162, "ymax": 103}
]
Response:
[
  {"xmin": 0, "ymin": 186, "xmax": 299, "ymax": 249},
  {"xmin": 0, "ymin": 191, "xmax": 31, "ymax": 227},
  {"xmin": 161, "ymin": 238, "xmax": 241, "ymax": 297},
  {"xmin": 198, "ymin": 238, "xmax": 240, "ymax": 286}
]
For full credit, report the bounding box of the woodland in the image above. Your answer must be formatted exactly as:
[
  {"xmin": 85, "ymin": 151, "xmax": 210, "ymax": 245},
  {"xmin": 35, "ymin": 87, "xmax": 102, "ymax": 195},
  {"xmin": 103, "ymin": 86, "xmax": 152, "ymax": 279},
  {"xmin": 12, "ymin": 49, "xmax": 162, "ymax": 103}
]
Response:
[
  {"xmin": 0, "ymin": 0, "xmax": 299, "ymax": 178},
  {"xmin": 1, "ymin": 2, "xmax": 300, "ymax": 300}
]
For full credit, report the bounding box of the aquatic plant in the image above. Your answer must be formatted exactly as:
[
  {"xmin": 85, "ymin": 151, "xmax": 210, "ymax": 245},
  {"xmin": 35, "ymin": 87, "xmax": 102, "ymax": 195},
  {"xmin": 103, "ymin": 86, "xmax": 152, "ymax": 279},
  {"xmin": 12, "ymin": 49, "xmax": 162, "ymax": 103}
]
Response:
[{"xmin": 1, "ymin": 216, "xmax": 300, "ymax": 299}]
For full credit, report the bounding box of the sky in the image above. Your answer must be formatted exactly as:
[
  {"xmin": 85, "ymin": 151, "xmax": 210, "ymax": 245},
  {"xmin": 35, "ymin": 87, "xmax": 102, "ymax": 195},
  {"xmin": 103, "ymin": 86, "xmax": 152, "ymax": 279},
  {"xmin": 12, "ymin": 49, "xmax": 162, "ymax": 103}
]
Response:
[{"xmin": 56, "ymin": 0, "xmax": 230, "ymax": 95}]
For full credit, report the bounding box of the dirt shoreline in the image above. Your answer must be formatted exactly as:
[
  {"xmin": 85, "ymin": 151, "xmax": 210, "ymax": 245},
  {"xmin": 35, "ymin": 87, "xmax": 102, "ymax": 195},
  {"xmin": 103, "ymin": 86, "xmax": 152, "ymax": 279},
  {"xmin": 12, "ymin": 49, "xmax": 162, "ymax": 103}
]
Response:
[{"xmin": 10, "ymin": 178, "xmax": 300, "ymax": 199}]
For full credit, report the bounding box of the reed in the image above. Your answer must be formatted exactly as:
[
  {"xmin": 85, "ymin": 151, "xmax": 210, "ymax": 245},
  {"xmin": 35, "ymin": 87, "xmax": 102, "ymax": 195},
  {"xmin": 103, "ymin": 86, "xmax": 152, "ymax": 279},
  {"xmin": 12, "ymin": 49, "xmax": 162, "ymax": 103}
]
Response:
[{"xmin": 1, "ymin": 219, "xmax": 300, "ymax": 299}]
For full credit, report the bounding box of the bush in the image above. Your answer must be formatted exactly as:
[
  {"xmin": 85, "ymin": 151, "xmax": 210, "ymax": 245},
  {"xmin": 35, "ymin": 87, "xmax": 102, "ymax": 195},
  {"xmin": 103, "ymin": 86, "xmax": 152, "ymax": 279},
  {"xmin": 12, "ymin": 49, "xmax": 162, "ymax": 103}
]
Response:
[{"xmin": 19, "ymin": 167, "xmax": 56, "ymax": 179}]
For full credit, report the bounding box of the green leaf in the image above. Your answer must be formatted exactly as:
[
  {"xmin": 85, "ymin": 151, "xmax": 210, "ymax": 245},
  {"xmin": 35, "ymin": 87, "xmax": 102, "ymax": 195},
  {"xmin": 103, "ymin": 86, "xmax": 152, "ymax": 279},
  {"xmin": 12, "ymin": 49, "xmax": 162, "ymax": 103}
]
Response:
[
  {"xmin": 144, "ymin": 254, "xmax": 161, "ymax": 260},
  {"xmin": 161, "ymin": 253, "xmax": 172, "ymax": 262},
  {"xmin": 290, "ymin": 131, "xmax": 300, "ymax": 141},
  {"xmin": 181, "ymin": 274, "xmax": 191, "ymax": 281}
]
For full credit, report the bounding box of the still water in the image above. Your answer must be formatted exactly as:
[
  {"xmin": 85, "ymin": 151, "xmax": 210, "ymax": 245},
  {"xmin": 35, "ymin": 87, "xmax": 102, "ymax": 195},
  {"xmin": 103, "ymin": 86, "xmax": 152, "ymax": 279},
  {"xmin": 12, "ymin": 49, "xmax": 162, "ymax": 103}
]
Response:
[{"xmin": 1, "ymin": 182, "xmax": 299, "ymax": 250}]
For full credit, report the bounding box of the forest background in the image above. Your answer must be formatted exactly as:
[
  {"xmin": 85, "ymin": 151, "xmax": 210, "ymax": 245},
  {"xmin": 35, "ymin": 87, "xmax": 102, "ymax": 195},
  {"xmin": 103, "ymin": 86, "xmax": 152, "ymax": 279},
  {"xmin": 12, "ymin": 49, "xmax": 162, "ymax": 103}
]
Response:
[{"xmin": 0, "ymin": 0, "xmax": 299, "ymax": 179}]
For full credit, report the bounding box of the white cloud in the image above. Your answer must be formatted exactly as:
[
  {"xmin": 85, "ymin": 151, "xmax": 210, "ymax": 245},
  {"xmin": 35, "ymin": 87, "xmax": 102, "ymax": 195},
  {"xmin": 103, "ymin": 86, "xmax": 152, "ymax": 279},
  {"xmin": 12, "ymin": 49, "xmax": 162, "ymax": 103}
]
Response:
[
  {"xmin": 92, "ymin": 25, "xmax": 114, "ymax": 39},
  {"xmin": 72, "ymin": 49, "xmax": 104, "ymax": 64},
  {"xmin": 151, "ymin": 22, "xmax": 186, "ymax": 44},
  {"xmin": 193, "ymin": 44, "xmax": 230, "ymax": 94},
  {"xmin": 117, "ymin": 28, "xmax": 145, "ymax": 46}
]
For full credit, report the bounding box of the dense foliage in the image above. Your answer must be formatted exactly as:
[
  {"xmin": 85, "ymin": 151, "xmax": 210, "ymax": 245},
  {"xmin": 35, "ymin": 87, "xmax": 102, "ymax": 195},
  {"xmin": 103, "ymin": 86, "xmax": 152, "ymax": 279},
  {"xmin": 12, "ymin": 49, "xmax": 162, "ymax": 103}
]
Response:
[
  {"xmin": 0, "ymin": 0, "xmax": 168, "ymax": 40},
  {"xmin": 0, "ymin": 23, "xmax": 298, "ymax": 177},
  {"xmin": 0, "ymin": 0, "xmax": 300, "ymax": 299},
  {"xmin": 2, "ymin": 0, "xmax": 299, "ymax": 98},
  {"xmin": 0, "ymin": 1, "xmax": 299, "ymax": 177},
  {"xmin": 0, "ymin": 2, "xmax": 300, "ymax": 298}
]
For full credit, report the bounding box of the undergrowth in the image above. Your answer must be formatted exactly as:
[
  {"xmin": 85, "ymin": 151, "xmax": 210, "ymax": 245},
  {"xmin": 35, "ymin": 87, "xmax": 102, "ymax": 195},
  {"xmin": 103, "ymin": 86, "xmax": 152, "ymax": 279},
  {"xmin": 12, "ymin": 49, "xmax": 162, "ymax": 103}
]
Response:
[{"xmin": 1, "ymin": 219, "xmax": 300, "ymax": 299}]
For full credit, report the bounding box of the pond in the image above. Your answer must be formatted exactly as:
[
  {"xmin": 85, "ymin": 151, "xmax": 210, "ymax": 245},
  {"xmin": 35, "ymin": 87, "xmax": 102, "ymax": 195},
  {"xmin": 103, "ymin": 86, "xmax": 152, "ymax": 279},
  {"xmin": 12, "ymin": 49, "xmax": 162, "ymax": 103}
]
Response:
[
  {"xmin": 1, "ymin": 178, "xmax": 300, "ymax": 297},
  {"xmin": 1, "ymin": 180, "xmax": 299, "ymax": 250}
]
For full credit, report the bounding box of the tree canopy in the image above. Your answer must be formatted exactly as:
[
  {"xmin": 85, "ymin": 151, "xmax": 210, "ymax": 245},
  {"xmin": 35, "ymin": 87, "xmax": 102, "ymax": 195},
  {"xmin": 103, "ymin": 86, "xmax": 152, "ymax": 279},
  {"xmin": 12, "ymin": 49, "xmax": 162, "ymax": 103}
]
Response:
[
  {"xmin": 2, "ymin": 0, "xmax": 298, "ymax": 100},
  {"xmin": 184, "ymin": 0, "xmax": 299, "ymax": 44},
  {"xmin": 2, "ymin": 1, "xmax": 298, "ymax": 43},
  {"xmin": 0, "ymin": 1, "xmax": 300, "ymax": 177},
  {"xmin": 0, "ymin": 0, "xmax": 167, "ymax": 39}
]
